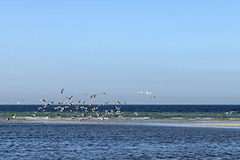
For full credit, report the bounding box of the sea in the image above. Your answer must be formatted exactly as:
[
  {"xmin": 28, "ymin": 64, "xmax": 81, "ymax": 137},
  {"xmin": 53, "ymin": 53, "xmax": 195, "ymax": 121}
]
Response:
[{"xmin": 1, "ymin": 104, "xmax": 240, "ymax": 159}]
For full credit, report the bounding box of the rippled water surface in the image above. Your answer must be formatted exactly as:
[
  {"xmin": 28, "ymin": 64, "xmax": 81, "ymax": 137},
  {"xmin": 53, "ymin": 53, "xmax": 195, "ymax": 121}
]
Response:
[{"xmin": 1, "ymin": 123, "xmax": 240, "ymax": 159}]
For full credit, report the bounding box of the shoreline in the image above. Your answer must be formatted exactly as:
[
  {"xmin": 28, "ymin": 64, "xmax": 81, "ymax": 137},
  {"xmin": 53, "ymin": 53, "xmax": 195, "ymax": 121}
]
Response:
[{"xmin": 2, "ymin": 117, "xmax": 240, "ymax": 128}]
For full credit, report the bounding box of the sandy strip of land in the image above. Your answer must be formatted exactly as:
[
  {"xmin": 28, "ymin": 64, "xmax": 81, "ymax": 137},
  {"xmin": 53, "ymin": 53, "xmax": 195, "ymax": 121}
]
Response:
[
  {"xmin": 172, "ymin": 123, "xmax": 240, "ymax": 127},
  {"xmin": 2, "ymin": 117, "xmax": 240, "ymax": 128}
]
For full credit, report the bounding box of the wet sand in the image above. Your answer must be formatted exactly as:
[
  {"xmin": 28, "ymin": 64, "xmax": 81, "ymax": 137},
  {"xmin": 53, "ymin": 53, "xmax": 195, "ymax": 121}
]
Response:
[{"xmin": 2, "ymin": 117, "xmax": 240, "ymax": 128}]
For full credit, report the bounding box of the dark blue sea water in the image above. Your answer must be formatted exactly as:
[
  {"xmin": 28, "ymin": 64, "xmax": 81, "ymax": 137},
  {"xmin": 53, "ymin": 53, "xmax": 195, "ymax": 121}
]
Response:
[
  {"xmin": 1, "ymin": 104, "xmax": 240, "ymax": 112},
  {"xmin": 1, "ymin": 123, "xmax": 240, "ymax": 159}
]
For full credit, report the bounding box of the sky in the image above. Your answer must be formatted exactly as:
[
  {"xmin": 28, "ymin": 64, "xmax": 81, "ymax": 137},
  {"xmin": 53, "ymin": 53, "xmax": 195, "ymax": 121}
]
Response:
[{"xmin": 0, "ymin": 0, "xmax": 240, "ymax": 104}]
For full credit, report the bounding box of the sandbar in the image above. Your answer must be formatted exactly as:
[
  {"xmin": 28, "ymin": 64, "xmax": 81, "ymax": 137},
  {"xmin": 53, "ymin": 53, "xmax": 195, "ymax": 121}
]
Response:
[{"xmin": 2, "ymin": 117, "xmax": 240, "ymax": 128}]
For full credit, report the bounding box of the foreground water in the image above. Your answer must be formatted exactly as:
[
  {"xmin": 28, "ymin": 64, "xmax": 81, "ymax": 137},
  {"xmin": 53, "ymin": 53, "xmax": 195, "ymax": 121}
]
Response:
[
  {"xmin": 1, "ymin": 105, "xmax": 240, "ymax": 159},
  {"xmin": 1, "ymin": 123, "xmax": 240, "ymax": 159}
]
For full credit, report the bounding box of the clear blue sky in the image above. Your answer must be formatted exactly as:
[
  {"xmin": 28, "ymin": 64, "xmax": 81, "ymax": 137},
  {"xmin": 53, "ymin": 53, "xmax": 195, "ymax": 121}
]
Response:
[{"xmin": 0, "ymin": 0, "xmax": 240, "ymax": 104}]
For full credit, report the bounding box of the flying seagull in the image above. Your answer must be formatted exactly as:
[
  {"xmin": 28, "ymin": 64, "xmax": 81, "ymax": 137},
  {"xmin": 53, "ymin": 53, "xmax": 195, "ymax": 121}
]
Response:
[
  {"xmin": 66, "ymin": 96, "xmax": 73, "ymax": 100},
  {"xmin": 16, "ymin": 99, "xmax": 23, "ymax": 104},
  {"xmin": 40, "ymin": 99, "xmax": 46, "ymax": 102},
  {"xmin": 115, "ymin": 100, "xmax": 121, "ymax": 105},
  {"xmin": 146, "ymin": 91, "xmax": 152, "ymax": 95}
]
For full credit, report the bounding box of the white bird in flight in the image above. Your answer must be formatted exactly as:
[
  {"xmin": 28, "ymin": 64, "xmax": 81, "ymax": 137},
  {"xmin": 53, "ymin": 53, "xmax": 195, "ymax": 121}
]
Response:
[
  {"xmin": 146, "ymin": 91, "xmax": 152, "ymax": 95},
  {"xmin": 40, "ymin": 99, "xmax": 46, "ymax": 102},
  {"xmin": 16, "ymin": 99, "xmax": 23, "ymax": 104},
  {"xmin": 115, "ymin": 100, "xmax": 121, "ymax": 105},
  {"xmin": 138, "ymin": 90, "xmax": 156, "ymax": 98}
]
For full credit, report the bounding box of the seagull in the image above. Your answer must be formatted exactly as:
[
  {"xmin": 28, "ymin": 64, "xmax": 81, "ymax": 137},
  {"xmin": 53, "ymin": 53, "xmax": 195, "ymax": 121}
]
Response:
[
  {"xmin": 100, "ymin": 92, "xmax": 106, "ymax": 95},
  {"xmin": 225, "ymin": 111, "xmax": 236, "ymax": 115},
  {"xmin": 54, "ymin": 106, "xmax": 62, "ymax": 110},
  {"xmin": 95, "ymin": 111, "xmax": 101, "ymax": 117},
  {"xmin": 146, "ymin": 91, "xmax": 152, "ymax": 95},
  {"xmin": 101, "ymin": 115, "xmax": 105, "ymax": 120},
  {"xmin": 80, "ymin": 106, "xmax": 85, "ymax": 110},
  {"xmin": 61, "ymin": 88, "xmax": 64, "ymax": 94},
  {"xmin": 89, "ymin": 94, "xmax": 97, "ymax": 99},
  {"xmin": 96, "ymin": 105, "xmax": 102, "ymax": 109},
  {"xmin": 115, "ymin": 106, "xmax": 121, "ymax": 110},
  {"xmin": 103, "ymin": 101, "xmax": 109, "ymax": 106},
  {"xmin": 60, "ymin": 106, "xmax": 67, "ymax": 112},
  {"xmin": 16, "ymin": 99, "xmax": 24, "ymax": 104},
  {"xmin": 46, "ymin": 114, "xmax": 51, "ymax": 119},
  {"xmin": 115, "ymin": 100, "xmax": 121, "ymax": 105},
  {"xmin": 91, "ymin": 107, "xmax": 97, "ymax": 112},
  {"xmin": 68, "ymin": 101, "xmax": 74, "ymax": 106},
  {"xmin": 12, "ymin": 114, "xmax": 16, "ymax": 119},
  {"xmin": 70, "ymin": 107, "xmax": 75, "ymax": 112},
  {"xmin": 38, "ymin": 107, "xmax": 46, "ymax": 112},
  {"xmin": 66, "ymin": 96, "xmax": 73, "ymax": 100},
  {"xmin": 40, "ymin": 99, "xmax": 46, "ymax": 102},
  {"xmin": 57, "ymin": 101, "xmax": 65, "ymax": 105},
  {"xmin": 138, "ymin": 91, "xmax": 144, "ymax": 94},
  {"xmin": 49, "ymin": 100, "xmax": 54, "ymax": 104},
  {"xmin": 81, "ymin": 113, "xmax": 87, "ymax": 117}
]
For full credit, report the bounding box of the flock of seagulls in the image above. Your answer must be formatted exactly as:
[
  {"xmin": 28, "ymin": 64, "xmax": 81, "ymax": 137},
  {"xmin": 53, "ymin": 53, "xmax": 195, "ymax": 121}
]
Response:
[
  {"xmin": 11, "ymin": 90, "xmax": 239, "ymax": 121},
  {"xmin": 31, "ymin": 88, "xmax": 130, "ymax": 120},
  {"xmin": 34, "ymin": 89, "xmax": 156, "ymax": 119},
  {"xmin": 10, "ymin": 89, "xmax": 156, "ymax": 121}
]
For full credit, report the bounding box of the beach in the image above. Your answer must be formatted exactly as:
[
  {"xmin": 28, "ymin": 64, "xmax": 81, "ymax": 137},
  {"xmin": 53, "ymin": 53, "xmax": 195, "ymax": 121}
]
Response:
[{"xmin": 3, "ymin": 116, "xmax": 240, "ymax": 128}]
